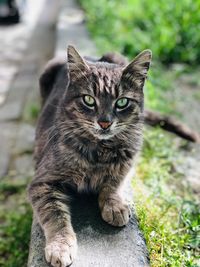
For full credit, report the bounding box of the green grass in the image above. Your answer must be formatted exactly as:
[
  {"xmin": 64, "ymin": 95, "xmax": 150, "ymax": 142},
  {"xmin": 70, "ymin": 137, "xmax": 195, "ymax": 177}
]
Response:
[
  {"xmin": 0, "ymin": 182, "xmax": 27, "ymax": 200},
  {"xmin": 79, "ymin": 0, "xmax": 200, "ymax": 65},
  {"xmin": 79, "ymin": 0, "xmax": 200, "ymax": 115},
  {"xmin": 23, "ymin": 102, "xmax": 41, "ymax": 123},
  {"xmin": 145, "ymin": 66, "xmax": 178, "ymax": 114},
  {"xmin": 133, "ymin": 128, "xmax": 200, "ymax": 267},
  {"xmin": 0, "ymin": 182, "xmax": 32, "ymax": 267}
]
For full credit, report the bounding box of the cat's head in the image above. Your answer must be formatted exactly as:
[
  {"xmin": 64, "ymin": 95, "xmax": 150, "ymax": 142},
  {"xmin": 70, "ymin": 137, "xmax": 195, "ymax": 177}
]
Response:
[{"xmin": 63, "ymin": 46, "xmax": 152, "ymax": 140}]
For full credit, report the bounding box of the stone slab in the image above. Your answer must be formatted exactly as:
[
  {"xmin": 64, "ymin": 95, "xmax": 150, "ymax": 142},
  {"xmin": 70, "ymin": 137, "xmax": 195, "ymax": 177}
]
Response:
[
  {"xmin": 0, "ymin": 0, "xmax": 46, "ymax": 105},
  {"xmin": 175, "ymin": 143, "xmax": 200, "ymax": 197},
  {"xmin": 13, "ymin": 123, "xmax": 35, "ymax": 155},
  {"xmin": 0, "ymin": 0, "xmax": 60, "ymax": 122},
  {"xmin": 28, "ymin": 195, "xmax": 149, "ymax": 267},
  {"xmin": 13, "ymin": 154, "xmax": 34, "ymax": 177},
  {"xmin": 55, "ymin": 0, "xmax": 97, "ymax": 58},
  {"xmin": 0, "ymin": 122, "xmax": 18, "ymax": 178},
  {"xmin": 0, "ymin": 67, "xmax": 37, "ymax": 121},
  {"xmin": 0, "ymin": 137, "xmax": 10, "ymax": 178}
]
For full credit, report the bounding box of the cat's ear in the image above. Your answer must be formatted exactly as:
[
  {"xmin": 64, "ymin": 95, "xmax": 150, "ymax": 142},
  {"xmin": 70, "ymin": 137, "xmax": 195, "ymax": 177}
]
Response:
[
  {"xmin": 67, "ymin": 45, "xmax": 89, "ymax": 79},
  {"xmin": 122, "ymin": 50, "xmax": 152, "ymax": 88}
]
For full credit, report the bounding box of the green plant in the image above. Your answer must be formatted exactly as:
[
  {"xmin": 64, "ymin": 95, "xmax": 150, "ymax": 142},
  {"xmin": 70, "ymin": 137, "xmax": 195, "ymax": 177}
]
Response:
[
  {"xmin": 79, "ymin": 0, "xmax": 200, "ymax": 65},
  {"xmin": 23, "ymin": 102, "xmax": 40, "ymax": 123},
  {"xmin": 0, "ymin": 182, "xmax": 32, "ymax": 267},
  {"xmin": 133, "ymin": 128, "xmax": 200, "ymax": 266},
  {"xmin": 80, "ymin": 0, "xmax": 196, "ymax": 114},
  {"xmin": 0, "ymin": 205, "xmax": 32, "ymax": 267}
]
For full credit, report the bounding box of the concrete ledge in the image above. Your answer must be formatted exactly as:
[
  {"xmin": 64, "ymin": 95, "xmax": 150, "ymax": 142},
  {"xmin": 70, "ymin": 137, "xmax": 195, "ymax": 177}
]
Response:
[{"xmin": 28, "ymin": 195, "xmax": 149, "ymax": 267}]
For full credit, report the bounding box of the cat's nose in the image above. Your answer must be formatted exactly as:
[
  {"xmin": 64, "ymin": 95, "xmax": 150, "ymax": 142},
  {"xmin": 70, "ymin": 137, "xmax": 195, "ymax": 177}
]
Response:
[{"xmin": 98, "ymin": 121, "xmax": 112, "ymax": 130}]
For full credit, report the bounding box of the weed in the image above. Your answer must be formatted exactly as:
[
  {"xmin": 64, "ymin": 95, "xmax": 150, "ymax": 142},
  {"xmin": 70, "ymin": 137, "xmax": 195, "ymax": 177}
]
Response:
[{"xmin": 133, "ymin": 128, "xmax": 200, "ymax": 266}]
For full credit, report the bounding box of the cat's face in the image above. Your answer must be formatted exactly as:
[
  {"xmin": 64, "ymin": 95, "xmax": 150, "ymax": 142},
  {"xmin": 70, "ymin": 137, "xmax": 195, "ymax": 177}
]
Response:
[{"xmin": 64, "ymin": 46, "xmax": 152, "ymax": 140}]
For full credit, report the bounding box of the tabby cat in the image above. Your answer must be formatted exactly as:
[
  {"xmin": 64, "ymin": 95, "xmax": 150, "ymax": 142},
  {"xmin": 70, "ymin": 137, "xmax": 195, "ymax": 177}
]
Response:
[{"xmin": 28, "ymin": 46, "xmax": 152, "ymax": 267}]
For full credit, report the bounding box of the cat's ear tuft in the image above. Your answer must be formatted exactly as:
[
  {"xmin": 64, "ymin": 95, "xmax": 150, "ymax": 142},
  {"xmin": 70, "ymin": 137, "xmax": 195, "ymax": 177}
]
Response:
[
  {"xmin": 67, "ymin": 45, "xmax": 89, "ymax": 72},
  {"xmin": 122, "ymin": 50, "xmax": 152, "ymax": 87}
]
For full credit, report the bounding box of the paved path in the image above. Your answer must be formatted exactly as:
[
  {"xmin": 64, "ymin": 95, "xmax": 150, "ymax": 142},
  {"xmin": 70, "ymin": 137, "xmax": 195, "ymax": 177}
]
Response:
[
  {"xmin": 0, "ymin": 0, "xmax": 46, "ymax": 105},
  {"xmin": 0, "ymin": 0, "xmax": 59, "ymax": 180}
]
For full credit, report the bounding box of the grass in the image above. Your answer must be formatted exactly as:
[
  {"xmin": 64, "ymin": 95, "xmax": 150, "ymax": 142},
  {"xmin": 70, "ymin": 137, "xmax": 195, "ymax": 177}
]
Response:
[
  {"xmin": 0, "ymin": 182, "xmax": 27, "ymax": 200},
  {"xmin": 79, "ymin": 0, "xmax": 200, "ymax": 65},
  {"xmin": 133, "ymin": 128, "xmax": 200, "ymax": 266},
  {"xmin": 145, "ymin": 66, "xmax": 178, "ymax": 115},
  {"xmin": 23, "ymin": 102, "xmax": 41, "ymax": 123},
  {"xmin": 0, "ymin": 181, "xmax": 32, "ymax": 267},
  {"xmin": 79, "ymin": 0, "xmax": 200, "ymax": 116}
]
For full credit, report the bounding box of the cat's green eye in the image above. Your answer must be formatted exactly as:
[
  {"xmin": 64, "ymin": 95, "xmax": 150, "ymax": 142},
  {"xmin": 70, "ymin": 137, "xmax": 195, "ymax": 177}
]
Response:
[
  {"xmin": 83, "ymin": 95, "xmax": 95, "ymax": 107},
  {"xmin": 116, "ymin": 98, "xmax": 129, "ymax": 109}
]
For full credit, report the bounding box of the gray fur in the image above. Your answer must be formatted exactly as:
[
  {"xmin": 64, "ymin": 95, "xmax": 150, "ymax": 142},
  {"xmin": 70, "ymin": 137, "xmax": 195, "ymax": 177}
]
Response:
[{"xmin": 28, "ymin": 46, "xmax": 152, "ymax": 267}]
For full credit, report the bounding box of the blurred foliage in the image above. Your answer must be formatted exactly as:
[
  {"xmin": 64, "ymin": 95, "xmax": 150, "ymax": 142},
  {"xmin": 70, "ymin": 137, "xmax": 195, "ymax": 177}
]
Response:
[
  {"xmin": 23, "ymin": 101, "xmax": 41, "ymax": 124},
  {"xmin": 80, "ymin": 0, "xmax": 200, "ymax": 64},
  {"xmin": 145, "ymin": 66, "xmax": 178, "ymax": 114},
  {"xmin": 79, "ymin": 0, "xmax": 200, "ymax": 115}
]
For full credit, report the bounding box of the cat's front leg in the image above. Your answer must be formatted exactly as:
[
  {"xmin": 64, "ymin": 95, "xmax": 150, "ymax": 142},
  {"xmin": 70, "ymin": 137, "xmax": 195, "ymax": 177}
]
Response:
[
  {"xmin": 28, "ymin": 178, "xmax": 77, "ymax": 267},
  {"xmin": 98, "ymin": 184, "xmax": 131, "ymax": 227}
]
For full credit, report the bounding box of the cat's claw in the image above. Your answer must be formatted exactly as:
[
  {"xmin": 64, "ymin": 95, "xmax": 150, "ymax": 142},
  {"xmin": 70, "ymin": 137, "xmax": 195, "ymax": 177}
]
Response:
[
  {"xmin": 45, "ymin": 236, "xmax": 77, "ymax": 267},
  {"xmin": 101, "ymin": 200, "xmax": 131, "ymax": 227}
]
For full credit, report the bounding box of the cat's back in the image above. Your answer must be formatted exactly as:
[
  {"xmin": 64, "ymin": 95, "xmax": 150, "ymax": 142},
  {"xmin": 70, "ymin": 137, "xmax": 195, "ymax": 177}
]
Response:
[
  {"xmin": 34, "ymin": 59, "xmax": 68, "ymax": 162},
  {"xmin": 37, "ymin": 58, "xmax": 68, "ymax": 134}
]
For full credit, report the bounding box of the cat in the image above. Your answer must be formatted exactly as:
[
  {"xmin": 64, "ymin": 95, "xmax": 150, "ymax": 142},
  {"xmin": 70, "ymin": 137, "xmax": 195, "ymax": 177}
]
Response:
[{"xmin": 28, "ymin": 45, "xmax": 152, "ymax": 267}]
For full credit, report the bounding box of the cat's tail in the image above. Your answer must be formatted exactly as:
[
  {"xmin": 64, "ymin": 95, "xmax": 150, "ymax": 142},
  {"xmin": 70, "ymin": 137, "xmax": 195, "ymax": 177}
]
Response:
[
  {"xmin": 98, "ymin": 52, "xmax": 128, "ymax": 66},
  {"xmin": 39, "ymin": 58, "xmax": 65, "ymax": 105}
]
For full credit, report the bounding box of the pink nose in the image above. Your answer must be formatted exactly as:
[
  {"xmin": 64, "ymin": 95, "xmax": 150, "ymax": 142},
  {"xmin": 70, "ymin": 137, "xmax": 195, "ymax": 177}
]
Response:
[{"xmin": 98, "ymin": 121, "xmax": 112, "ymax": 129}]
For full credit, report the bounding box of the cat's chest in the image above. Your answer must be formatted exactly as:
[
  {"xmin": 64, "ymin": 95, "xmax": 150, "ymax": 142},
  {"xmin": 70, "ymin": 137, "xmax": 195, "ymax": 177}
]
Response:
[
  {"xmin": 61, "ymin": 138, "xmax": 133, "ymax": 192},
  {"xmin": 74, "ymin": 162, "xmax": 124, "ymax": 193},
  {"xmin": 77, "ymin": 140, "xmax": 132, "ymax": 165},
  {"xmin": 69, "ymin": 144, "xmax": 133, "ymax": 192}
]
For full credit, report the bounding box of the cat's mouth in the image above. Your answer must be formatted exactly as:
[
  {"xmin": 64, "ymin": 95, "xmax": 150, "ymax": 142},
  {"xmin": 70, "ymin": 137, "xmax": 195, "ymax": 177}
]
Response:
[
  {"xmin": 99, "ymin": 128, "xmax": 111, "ymax": 134},
  {"xmin": 91, "ymin": 121, "xmax": 116, "ymax": 140},
  {"xmin": 93, "ymin": 127, "xmax": 117, "ymax": 140},
  {"xmin": 97, "ymin": 132, "xmax": 115, "ymax": 140}
]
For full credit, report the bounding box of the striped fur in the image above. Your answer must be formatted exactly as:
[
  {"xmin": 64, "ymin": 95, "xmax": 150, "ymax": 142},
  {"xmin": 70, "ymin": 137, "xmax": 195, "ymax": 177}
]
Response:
[{"xmin": 28, "ymin": 46, "xmax": 152, "ymax": 267}]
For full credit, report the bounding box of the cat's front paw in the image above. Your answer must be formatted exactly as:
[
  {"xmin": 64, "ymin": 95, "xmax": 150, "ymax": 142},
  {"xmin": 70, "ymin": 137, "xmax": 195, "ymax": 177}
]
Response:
[
  {"xmin": 101, "ymin": 199, "xmax": 131, "ymax": 227},
  {"xmin": 45, "ymin": 234, "xmax": 77, "ymax": 267}
]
